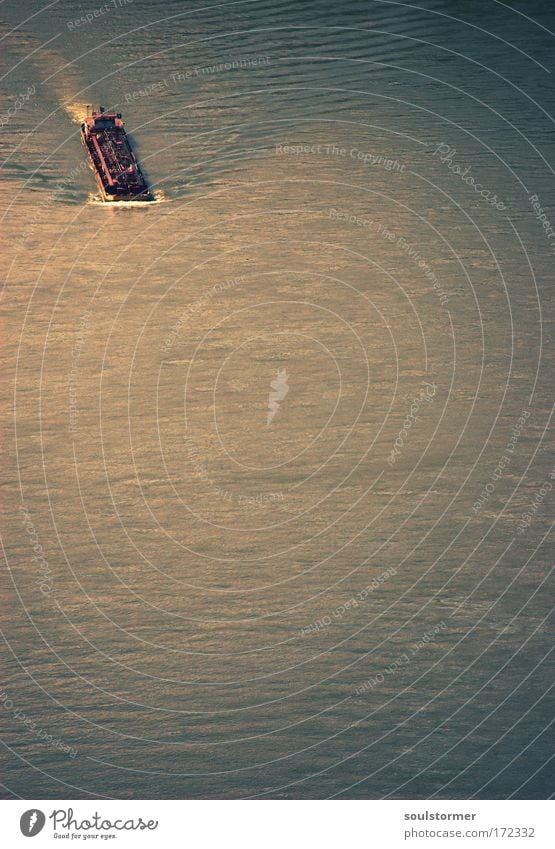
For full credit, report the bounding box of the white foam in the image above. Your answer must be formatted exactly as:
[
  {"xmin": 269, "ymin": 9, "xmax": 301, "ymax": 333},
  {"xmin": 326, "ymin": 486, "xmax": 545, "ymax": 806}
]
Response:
[{"xmin": 87, "ymin": 190, "xmax": 166, "ymax": 206}]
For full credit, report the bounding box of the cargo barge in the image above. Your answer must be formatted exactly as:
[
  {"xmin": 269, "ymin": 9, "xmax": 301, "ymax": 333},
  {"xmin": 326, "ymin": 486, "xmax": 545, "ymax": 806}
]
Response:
[{"xmin": 80, "ymin": 106, "xmax": 152, "ymax": 201}]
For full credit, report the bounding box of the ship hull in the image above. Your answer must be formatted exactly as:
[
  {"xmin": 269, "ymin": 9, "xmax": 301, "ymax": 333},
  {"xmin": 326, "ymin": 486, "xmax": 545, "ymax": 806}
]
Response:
[{"xmin": 80, "ymin": 108, "xmax": 153, "ymax": 202}]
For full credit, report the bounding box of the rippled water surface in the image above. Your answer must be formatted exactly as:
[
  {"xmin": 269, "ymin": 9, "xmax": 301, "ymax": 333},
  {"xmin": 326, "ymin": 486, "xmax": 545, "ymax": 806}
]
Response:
[{"xmin": 1, "ymin": 0, "xmax": 554, "ymax": 799}]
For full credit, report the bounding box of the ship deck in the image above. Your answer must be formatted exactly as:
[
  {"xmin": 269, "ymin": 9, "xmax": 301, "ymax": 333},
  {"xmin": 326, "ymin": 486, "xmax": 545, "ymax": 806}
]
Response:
[{"xmin": 83, "ymin": 120, "xmax": 149, "ymax": 196}]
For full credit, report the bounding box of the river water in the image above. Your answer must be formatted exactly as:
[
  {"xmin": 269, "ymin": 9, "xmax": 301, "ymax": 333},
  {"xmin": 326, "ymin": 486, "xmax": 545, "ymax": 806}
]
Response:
[{"xmin": 1, "ymin": 0, "xmax": 554, "ymax": 799}]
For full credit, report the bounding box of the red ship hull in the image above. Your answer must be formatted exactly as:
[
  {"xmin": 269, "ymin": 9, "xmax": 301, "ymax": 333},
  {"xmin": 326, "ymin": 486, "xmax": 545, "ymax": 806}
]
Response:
[{"xmin": 80, "ymin": 107, "xmax": 152, "ymax": 202}]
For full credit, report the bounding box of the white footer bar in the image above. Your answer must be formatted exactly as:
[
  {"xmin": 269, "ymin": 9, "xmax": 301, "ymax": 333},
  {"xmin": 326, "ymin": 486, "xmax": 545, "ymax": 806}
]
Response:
[{"xmin": 2, "ymin": 799, "xmax": 551, "ymax": 848}]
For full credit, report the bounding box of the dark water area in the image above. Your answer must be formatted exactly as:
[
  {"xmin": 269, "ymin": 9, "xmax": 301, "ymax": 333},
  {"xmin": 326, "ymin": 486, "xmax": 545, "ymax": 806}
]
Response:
[{"xmin": 1, "ymin": 0, "xmax": 554, "ymax": 799}]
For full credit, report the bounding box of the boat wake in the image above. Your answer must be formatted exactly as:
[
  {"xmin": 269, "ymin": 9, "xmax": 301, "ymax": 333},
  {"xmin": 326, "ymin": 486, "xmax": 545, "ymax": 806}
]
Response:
[{"xmin": 87, "ymin": 190, "xmax": 166, "ymax": 207}]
